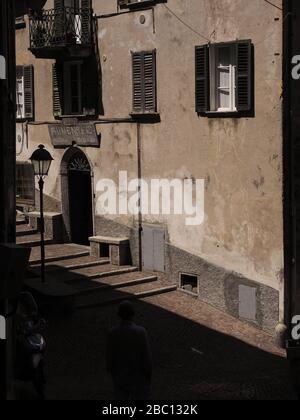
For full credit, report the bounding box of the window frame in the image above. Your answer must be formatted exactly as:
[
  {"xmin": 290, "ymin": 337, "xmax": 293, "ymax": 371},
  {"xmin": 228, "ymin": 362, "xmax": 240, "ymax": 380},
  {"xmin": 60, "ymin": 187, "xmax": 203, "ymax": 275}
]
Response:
[
  {"xmin": 63, "ymin": 60, "xmax": 83, "ymax": 116},
  {"xmin": 195, "ymin": 40, "xmax": 253, "ymax": 118},
  {"xmin": 16, "ymin": 71, "xmax": 25, "ymax": 120},
  {"xmin": 16, "ymin": 65, "xmax": 34, "ymax": 121},
  {"xmin": 210, "ymin": 43, "xmax": 237, "ymax": 113}
]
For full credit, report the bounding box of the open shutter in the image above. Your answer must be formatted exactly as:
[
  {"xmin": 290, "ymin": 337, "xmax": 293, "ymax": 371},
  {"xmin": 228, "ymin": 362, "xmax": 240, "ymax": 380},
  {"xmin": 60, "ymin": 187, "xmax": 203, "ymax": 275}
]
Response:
[
  {"xmin": 195, "ymin": 45, "xmax": 209, "ymax": 113},
  {"xmin": 144, "ymin": 51, "xmax": 157, "ymax": 113},
  {"xmin": 54, "ymin": 0, "xmax": 65, "ymax": 42},
  {"xmin": 23, "ymin": 65, "xmax": 34, "ymax": 120},
  {"xmin": 132, "ymin": 52, "xmax": 143, "ymax": 113},
  {"xmin": 81, "ymin": 0, "xmax": 92, "ymax": 44},
  {"xmin": 52, "ymin": 63, "xmax": 63, "ymax": 117},
  {"xmin": 236, "ymin": 40, "xmax": 252, "ymax": 112}
]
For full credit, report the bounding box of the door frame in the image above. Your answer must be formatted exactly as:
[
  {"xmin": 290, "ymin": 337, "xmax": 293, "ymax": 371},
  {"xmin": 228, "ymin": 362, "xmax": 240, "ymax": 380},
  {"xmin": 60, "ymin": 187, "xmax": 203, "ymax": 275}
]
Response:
[{"xmin": 60, "ymin": 146, "xmax": 95, "ymax": 243}]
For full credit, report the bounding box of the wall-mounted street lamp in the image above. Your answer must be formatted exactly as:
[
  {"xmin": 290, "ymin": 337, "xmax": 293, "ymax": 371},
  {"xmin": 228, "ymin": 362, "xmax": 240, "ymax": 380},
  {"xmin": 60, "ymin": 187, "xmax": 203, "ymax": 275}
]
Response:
[{"xmin": 30, "ymin": 144, "xmax": 53, "ymax": 284}]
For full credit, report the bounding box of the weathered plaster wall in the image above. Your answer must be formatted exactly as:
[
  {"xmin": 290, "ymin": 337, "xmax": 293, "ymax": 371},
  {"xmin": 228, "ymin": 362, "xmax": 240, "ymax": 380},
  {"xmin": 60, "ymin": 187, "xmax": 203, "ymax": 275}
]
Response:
[
  {"xmin": 95, "ymin": 0, "xmax": 284, "ymax": 295},
  {"xmin": 16, "ymin": 0, "xmax": 284, "ymax": 324}
]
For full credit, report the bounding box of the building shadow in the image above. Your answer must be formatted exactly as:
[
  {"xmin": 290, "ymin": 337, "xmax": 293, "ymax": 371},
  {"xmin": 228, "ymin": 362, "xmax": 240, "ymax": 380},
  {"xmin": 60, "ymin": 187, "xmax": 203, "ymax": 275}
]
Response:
[{"xmin": 19, "ymin": 262, "xmax": 297, "ymax": 401}]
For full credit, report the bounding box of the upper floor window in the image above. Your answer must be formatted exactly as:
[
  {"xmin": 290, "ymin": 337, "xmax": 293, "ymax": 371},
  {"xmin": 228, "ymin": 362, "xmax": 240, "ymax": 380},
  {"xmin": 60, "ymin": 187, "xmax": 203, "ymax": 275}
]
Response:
[
  {"xmin": 131, "ymin": 50, "xmax": 157, "ymax": 115},
  {"xmin": 16, "ymin": 65, "xmax": 34, "ymax": 121},
  {"xmin": 64, "ymin": 61, "xmax": 83, "ymax": 115},
  {"xmin": 195, "ymin": 40, "xmax": 253, "ymax": 116},
  {"xmin": 52, "ymin": 56, "xmax": 99, "ymax": 117}
]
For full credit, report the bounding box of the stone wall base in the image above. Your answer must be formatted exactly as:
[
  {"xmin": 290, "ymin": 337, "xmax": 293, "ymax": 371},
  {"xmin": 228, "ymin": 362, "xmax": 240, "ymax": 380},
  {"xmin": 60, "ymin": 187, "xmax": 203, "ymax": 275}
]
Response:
[{"xmin": 93, "ymin": 216, "xmax": 280, "ymax": 335}]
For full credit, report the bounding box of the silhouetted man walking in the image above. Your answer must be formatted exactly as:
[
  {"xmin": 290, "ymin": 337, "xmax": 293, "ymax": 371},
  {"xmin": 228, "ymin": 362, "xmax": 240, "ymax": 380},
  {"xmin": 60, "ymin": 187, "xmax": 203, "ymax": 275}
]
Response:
[{"xmin": 106, "ymin": 301, "xmax": 152, "ymax": 400}]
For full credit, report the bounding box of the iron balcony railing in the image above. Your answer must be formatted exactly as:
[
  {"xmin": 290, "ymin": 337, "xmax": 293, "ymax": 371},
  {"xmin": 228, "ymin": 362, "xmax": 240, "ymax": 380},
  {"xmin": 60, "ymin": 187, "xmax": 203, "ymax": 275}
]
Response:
[{"xmin": 29, "ymin": 7, "xmax": 93, "ymax": 50}]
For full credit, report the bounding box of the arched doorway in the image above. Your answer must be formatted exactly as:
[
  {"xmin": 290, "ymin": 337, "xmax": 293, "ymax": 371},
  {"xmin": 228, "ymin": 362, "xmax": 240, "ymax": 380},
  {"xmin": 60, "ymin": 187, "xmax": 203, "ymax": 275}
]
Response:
[{"xmin": 61, "ymin": 148, "xmax": 93, "ymax": 245}]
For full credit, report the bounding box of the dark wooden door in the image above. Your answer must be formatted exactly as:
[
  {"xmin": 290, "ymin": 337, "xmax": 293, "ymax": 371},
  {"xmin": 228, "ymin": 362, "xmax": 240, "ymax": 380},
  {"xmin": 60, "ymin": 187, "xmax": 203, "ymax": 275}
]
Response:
[{"xmin": 68, "ymin": 154, "xmax": 93, "ymax": 245}]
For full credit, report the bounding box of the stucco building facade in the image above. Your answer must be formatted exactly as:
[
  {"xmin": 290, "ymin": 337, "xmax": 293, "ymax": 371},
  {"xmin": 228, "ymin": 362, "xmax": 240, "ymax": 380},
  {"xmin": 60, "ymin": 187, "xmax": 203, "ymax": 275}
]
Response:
[{"xmin": 15, "ymin": 0, "xmax": 294, "ymax": 335}]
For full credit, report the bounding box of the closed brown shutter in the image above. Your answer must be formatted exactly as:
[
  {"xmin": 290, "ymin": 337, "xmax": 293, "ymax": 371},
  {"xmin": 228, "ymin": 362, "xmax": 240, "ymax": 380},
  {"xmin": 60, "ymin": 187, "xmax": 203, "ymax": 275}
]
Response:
[
  {"xmin": 236, "ymin": 40, "xmax": 252, "ymax": 112},
  {"xmin": 52, "ymin": 62, "xmax": 63, "ymax": 117},
  {"xmin": 144, "ymin": 51, "xmax": 156, "ymax": 112},
  {"xmin": 132, "ymin": 50, "xmax": 157, "ymax": 114},
  {"xmin": 23, "ymin": 65, "xmax": 34, "ymax": 120},
  {"xmin": 54, "ymin": 0, "xmax": 65, "ymax": 42},
  {"xmin": 195, "ymin": 45, "xmax": 209, "ymax": 113},
  {"xmin": 132, "ymin": 52, "xmax": 143, "ymax": 113}
]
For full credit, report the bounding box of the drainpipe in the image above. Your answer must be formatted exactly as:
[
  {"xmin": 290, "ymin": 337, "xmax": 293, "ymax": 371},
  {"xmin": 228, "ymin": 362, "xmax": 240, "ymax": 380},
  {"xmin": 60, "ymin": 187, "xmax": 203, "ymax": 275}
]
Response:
[{"xmin": 137, "ymin": 123, "xmax": 143, "ymax": 271}]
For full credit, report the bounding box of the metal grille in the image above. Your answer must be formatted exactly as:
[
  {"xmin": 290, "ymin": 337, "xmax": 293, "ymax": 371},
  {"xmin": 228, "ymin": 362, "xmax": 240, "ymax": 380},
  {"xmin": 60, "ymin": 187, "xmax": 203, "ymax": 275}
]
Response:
[
  {"xmin": 68, "ymin": 153, "xmax": 91, "ymax": 172},
  {"xmin": 29, "ymin": 7, "xmax": 92, "ymax": 49}
]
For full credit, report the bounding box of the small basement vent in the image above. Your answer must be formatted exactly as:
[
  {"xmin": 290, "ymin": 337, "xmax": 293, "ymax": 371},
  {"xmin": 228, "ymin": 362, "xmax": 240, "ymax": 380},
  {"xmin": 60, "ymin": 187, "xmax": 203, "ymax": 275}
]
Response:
[{"xmin": 180, "ymin": 274, "xmax": 199, "ymax": 296}]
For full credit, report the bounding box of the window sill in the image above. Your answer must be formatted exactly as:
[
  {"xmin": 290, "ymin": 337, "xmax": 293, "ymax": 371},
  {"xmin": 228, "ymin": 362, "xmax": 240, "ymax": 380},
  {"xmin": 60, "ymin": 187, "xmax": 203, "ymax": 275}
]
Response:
[
  {"xmin": 16, "ymin": 118, "xmax": 33, "ymax": 122},
  {"xmin": 130, "ymin": 112, "xmax": 161, "ymax": 123},
  {"xmin": 199, "ymin": 110, "xmax": 254, "ymax": 119},
  {"xmin": 119, "ymin": 0, "xmax": 160, "ymax": 10},
  {"xmin": 57, "ymin": 114, "xmax": 97, "ymax": 120}
]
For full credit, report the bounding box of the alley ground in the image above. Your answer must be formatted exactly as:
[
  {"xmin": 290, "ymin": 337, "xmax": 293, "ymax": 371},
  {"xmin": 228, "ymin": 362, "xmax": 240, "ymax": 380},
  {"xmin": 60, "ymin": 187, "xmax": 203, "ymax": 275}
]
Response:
[
  {"xmin": 17, "ymin": 289, "xmax": 296, "ymax": 400},
  {"xmin": 15, "ymin": 220, "xmax": 297, "ymax": 401}
]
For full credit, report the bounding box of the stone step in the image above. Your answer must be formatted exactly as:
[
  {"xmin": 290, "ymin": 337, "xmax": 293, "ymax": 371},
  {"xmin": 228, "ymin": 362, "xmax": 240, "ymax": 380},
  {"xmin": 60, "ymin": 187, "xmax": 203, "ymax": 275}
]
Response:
[
  {"xmin": 16, "ymin": 218, "xmax": 27, "ymax": 226},
  {"xmin": 16, "ymin": 225, "xmax": 38, "ymax": 237},
  {"xmin": 75, "ymin": 279, "xmax": 177, "ymax": 309},
  {"xmin": 67, "ymin": 271, "xmax": 158, "ymax": 295},
  {"xmin": 17, "ymin": 233, "xmax": 54, "ymax": 247},
  {"xmin": 27, "ymin": 263, "xmax": 138, "ymax": 282},
  {"xmin": 31, "ymin": 255, "xmax": 110, "ymax": 270},
  {"xmin": 29, "ymin": 243, "xmax": 90, "ymax": 265}
]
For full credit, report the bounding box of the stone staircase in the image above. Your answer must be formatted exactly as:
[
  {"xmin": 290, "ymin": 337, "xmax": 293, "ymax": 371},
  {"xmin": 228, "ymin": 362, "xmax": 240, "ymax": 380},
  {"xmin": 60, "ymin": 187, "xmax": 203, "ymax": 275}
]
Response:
[{"xmin": 17, "ymin": 216, "xmax": 177, "ymax": 309}]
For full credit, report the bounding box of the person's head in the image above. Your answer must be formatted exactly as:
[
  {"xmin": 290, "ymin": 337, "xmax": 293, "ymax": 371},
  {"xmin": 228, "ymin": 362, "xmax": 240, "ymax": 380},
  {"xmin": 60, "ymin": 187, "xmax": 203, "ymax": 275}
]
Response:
[{"xmin": 118, "ymin": 301, "xmax": 135, "ymax": 322}]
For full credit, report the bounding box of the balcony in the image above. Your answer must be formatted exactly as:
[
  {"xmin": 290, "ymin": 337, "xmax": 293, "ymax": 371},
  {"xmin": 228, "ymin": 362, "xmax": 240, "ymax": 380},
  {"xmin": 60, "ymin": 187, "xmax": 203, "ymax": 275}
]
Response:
[{"xmin": 29, "ymin": 7, "xmax": 93, "ymax": 59}]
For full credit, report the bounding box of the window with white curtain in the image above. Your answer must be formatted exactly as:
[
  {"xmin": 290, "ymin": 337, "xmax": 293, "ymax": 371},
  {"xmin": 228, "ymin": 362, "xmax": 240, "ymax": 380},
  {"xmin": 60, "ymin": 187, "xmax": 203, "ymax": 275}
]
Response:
[{"xmin": 210, "ymin": 44, "xmax": 237, "ymax": 112}]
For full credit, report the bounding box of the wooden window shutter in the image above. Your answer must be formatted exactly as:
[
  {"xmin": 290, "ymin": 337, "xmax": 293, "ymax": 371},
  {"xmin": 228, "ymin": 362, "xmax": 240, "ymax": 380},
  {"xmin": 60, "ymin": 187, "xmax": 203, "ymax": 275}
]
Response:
[
  {"xmin": 23, "ymin": 65, "xmax": 34, "ymax": 120},
  {"xmin": 195, "ymin": 45, "xmax": 209, "ymax": 113},
  {"xmin": 54, "ymin": 0, "xmax": 65, "ymax": 41},
  {"xmin": 132, "ymin": 51, "xmax": 157, "ymax": 114},
  {"xmin": 52, "ymin": 63, "xmax": 63, "ymax": 117},
  {"xmin": 81, "ymin": 0, "xmax": 92, "ymax": 44},
  {"xmin": 236, "ymin": 40, "xmax": 252, "ymax": 112},
  {"xmin": 132, "ymin": 52, "xmax": 143, "ymax": 113},
  {"xmin": 144, "ymin": 51, "xmax": 157, "ymax": 112}
]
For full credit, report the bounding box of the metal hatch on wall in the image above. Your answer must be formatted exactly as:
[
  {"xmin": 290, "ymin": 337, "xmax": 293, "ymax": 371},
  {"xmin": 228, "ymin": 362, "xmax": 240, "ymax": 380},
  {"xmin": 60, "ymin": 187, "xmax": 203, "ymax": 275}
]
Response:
[{"xmin": 142, "ymin": 225, "xmax": 165, "ymax": 272}]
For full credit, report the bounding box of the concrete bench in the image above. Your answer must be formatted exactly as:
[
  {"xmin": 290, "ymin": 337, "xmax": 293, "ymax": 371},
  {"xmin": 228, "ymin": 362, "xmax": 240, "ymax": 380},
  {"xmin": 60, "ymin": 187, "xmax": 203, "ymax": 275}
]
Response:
[
  {"xmin": 89, "ymin": 236, "xmax": 130, "ymax": 266},
  {"xmin": 27, "ymin": 212, "xmax": 63, "ymax": 243}
]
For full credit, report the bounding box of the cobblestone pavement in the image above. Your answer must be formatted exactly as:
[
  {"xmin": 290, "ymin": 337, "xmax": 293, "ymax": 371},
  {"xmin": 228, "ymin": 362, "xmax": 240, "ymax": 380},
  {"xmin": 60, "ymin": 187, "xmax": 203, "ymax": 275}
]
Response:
[{"xmin": 17, "ymin": 289, "xmax": 297, "ymax": 400}]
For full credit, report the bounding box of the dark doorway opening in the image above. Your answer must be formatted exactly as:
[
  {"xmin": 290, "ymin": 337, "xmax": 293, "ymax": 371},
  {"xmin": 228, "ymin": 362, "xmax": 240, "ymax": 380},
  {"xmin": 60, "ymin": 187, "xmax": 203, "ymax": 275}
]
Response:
[{"xmin": 68, "ymin": 150, "xmax": 93, "ymax": 245}]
